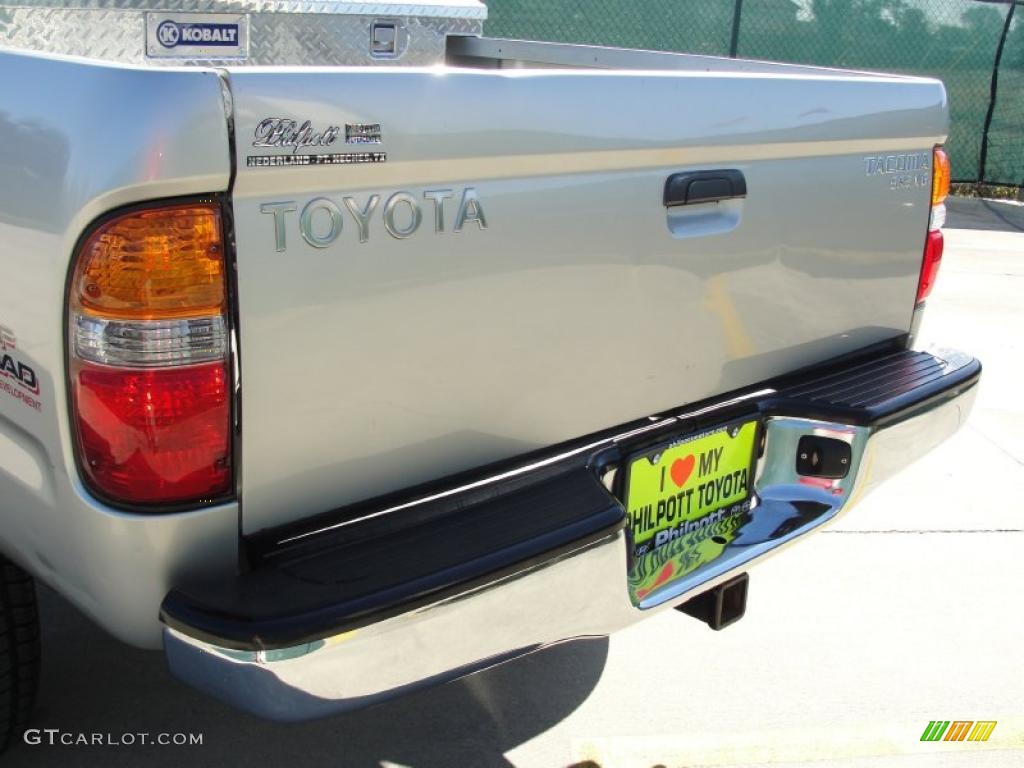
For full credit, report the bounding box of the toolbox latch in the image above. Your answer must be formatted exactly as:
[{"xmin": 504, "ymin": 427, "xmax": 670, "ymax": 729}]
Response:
[{"xmin": 371, "ymin": 20, "xmax": 400, "ymax": 58}]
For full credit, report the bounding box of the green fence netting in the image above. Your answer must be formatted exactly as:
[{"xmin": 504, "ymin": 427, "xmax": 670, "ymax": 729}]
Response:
[
  {"xmin": 984, "ymin": 4, "xmax": 1023, "ymax": 185},
  {"xmin": 485, "ymin": 0, "xmax": 1022, "ymax": 185}
]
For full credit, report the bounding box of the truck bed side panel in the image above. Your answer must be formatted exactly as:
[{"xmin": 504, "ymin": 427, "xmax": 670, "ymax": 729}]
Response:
[{"xmin": 0, "ymin": 50, "xmax": 238, "ymax": 648}]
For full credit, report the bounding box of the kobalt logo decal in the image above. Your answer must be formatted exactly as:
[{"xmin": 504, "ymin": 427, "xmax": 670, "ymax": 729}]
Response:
[
  {"xmin": 260, "ymin": 188, "xmax": 487, "ymax": 251},
  {"xmin": 157, "ymin": 20, "xmax": 239, "ymax": 48},
  {"xmin": 146, "ymin": 13, "xmax": 246, "ymax": 58}
]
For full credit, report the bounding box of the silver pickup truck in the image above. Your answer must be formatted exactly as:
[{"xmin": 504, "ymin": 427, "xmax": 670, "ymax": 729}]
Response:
[{"xmin": 0, "ymin": 0, "xmax": 979, "ymax": 744}]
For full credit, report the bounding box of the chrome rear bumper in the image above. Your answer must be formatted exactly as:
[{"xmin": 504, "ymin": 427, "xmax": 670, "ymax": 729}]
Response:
[{"xmin": 163, "ymin": 348, "xmax": 978, "ymax": 721}]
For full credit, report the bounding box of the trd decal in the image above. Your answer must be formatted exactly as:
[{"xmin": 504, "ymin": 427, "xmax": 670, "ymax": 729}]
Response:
[{"xmin": 0, "ymin": 326, "xmax": 41, "ymax": 412}]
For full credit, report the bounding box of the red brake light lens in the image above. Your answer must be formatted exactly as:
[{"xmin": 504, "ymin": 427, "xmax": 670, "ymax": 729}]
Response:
[
  {"xmin": 71, "ymin": 361, "xmax": 230, "ymax": 504},
  {"xmin": 916, "ymin": 146, "xmax": 948, "ymax": 307},
  {"xmin": 917, "ymin": 229, "xmax": 944, "ymax": 304}
]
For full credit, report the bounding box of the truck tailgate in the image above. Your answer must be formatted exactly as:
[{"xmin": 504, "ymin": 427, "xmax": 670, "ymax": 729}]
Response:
[{"xmin": 226, "ymin": 65, "xmax": 946, "ymax": 533}]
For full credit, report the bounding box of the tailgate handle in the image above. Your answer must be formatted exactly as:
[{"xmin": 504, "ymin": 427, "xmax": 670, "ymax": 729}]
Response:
[{"xmin": 664, "ymin": 170, "xmax": 747, "ymax": 207}]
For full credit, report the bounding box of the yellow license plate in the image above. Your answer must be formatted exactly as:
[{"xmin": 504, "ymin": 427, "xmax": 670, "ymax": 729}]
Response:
[{"xmin": 624, "ymin": 420, "xmax": 758, "ymax": 559}]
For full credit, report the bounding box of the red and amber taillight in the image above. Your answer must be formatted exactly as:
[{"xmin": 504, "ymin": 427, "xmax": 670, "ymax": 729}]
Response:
[
  {"xmin": 68, "ymin": 201, "xmax": 232, "ymax": 507},
  {"xmin": 917, "ymin": 146, "xmax": 950, "ymax": 304}
]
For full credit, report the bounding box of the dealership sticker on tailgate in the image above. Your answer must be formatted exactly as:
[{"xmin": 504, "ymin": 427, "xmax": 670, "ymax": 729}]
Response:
[{"xmin": 624, "ymin": 420, "xmax": 758, "ymax": 560}]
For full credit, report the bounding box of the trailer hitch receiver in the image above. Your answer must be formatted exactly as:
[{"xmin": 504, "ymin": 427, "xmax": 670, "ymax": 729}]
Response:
[{"xmin": 676, "ymin": 572, "xmax": 749, "ymax": 630}]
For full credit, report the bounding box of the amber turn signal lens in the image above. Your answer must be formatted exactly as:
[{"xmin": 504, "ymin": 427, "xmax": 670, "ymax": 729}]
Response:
[
  {"xmin": 931, "ymin": 146, "xmax": 950, "ymax": 207},
  {"xmin": 72, "ymin": 203, "xmax": 225, "ymax": 320}
]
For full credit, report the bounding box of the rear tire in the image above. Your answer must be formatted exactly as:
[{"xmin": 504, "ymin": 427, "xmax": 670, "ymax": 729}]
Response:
[{"xmin": 0, "ymin": 555, "xmax": 40, "ymax": 754}]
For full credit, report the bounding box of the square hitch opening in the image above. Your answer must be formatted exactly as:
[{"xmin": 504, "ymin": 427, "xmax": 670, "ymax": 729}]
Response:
[{"xmin": 676, "ymin": 572, "xmax": 749, "ymax": 630}]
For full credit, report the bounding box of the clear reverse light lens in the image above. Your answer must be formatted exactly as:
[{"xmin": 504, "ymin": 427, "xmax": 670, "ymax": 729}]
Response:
[
  {"xmin": 929, "ymin": 203, "xmax": 946, "ymax": 231},
  {"xmin": 73, "ymin": 314, "xmax": 227, "ymax": 368}
]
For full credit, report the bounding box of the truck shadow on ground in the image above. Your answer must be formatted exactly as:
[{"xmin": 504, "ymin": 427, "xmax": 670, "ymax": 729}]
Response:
[
  {"xmin": 4, "ymin": 586, "xmax": 609, "ymax": 768},
  {"xmin": 946, "ymin": 196, "xmax": 1024, "ymax": 232}
]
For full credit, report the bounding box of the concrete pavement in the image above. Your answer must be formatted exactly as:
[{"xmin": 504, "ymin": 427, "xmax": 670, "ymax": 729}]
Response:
[
  {"xmin": 5, "ymin": 226, "xmax": 1022, "ymax": 768},
  {"xmin": 946, "ymin": 197, "xmax": 1024, "ymax": 233}
]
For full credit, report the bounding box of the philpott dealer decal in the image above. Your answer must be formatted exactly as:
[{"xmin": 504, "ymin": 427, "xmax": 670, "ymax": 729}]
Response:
[
  {"xmin": 247, "ymin": 118, "xmax": 387, "ymax": 168},
  {"xmin": 146, "ymin": 13, "xmax": 248, "ymax": 59}
]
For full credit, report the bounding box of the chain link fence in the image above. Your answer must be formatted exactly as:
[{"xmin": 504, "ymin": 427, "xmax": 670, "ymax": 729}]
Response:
[{"xmin": 485, "ymin": 0, "xmax": 1022, "ymax": 186}]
